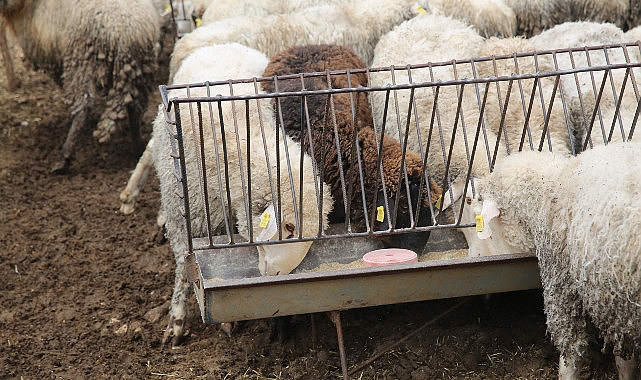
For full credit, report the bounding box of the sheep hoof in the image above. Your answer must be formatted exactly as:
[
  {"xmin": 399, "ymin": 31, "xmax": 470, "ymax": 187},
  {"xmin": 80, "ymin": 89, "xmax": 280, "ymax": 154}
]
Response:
[
  {"xmin": 119, "ymin": 200, "xmax": 135, "ymax": 215},
  {"xmin": 220, "ymin": 322, "xmax": 233, "ymax": 337},
  {"xmin": 161, "ymin": 316, "xmax": 184, "ymax": 350},
  {"xmin": 51, "ymin": 158, "xmax": 70, "ymax": 175}
]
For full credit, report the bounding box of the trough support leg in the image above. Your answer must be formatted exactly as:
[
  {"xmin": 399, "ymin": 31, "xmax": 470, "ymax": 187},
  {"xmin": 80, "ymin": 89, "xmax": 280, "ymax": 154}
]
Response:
[
  {"xmin": 327, "ymin": 310, "xmax": 348, "ymax": 380},
  {"xmin": 311, "ymin": 313, "xmax": 318, "ymax": 348}
]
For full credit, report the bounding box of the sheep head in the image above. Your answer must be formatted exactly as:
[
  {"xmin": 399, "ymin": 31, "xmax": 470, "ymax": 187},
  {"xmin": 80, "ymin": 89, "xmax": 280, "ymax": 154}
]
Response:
[{"xmin": 254, "ymin": 204, "xmax": 314, "ymax": 276}]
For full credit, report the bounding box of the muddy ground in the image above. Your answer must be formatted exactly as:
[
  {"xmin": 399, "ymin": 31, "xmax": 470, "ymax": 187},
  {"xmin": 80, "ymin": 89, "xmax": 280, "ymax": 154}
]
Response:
[{"xmin": 0, "ymin": 33, "xmax": 620, "ymax": 379}]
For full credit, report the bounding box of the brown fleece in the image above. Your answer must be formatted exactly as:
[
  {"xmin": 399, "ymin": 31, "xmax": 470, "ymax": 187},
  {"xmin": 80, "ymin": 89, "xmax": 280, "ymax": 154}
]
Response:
[{"xmin": 262, "ymin": 44, "xmax": 441, "ymax": 229}]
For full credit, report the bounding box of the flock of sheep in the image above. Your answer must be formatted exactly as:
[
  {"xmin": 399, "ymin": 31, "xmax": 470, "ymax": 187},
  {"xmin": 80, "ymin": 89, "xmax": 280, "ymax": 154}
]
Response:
[{"xmin": 2, "ymin": 0, "xmax": 641, "ymax": 378}]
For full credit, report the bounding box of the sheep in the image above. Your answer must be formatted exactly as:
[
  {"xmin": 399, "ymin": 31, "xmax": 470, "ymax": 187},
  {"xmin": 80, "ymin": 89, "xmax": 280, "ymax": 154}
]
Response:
[
  {"xmin": 154, "ymin": 43, "xmax": 333, "ymax": 347},
  {"xmin": 370, "ymin": 14, "xmax": 488, "ymax": 188},
  {"xmin": 504, "ymin": 0, "xmax": 632, "ymax": 38},
  {"xmin": 0, "ymin": 0, "xmax": 160, "ymax": 173},
  {"xmin": 200, "ymin": 0, "xmax": 350, "ymax": 25},
  {"xmin": 168, "ymin": 0, "xmax": 427, "ymax": 83},
  {"xmin": 503, "ymin": 0, "xmax": 569, "ymax": 37},
  {"xmin": 370, "ymin": 14, "xmax": 579, "ymax": 257},
  {"xmin": 474, "ymin": 36, "xmax": 579, "ymax": 156},
  {"xmin": 470, "ymin": 142, "xmax": 641, "ymax": 379},
  {"xmin": 261, "ymin": 44, "xmax": 442, "ymax": 251},
  {"xmin": 567, "ymin": 0, "xmax": 630, "ymax": 30},
  {"xmin": 530, "ymin": 21, "xmax": 641, "ymax": 149},
  {"xmin": 442, "ymin": 35, "xmax": 579, "ymax": 257},
  {"xmin": 426, "ymin": 0, "xmax": 517, "ymax": 37}
]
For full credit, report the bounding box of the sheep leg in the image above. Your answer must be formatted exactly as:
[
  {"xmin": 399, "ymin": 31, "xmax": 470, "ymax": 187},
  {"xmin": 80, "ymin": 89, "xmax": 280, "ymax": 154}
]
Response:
[
  {"xmin": 119, "ymin": 137, "xmax": 155, "ymax": 215},
  {"xmin": 161, "ymin": 248, "xmax": 191, "ymax": 349},
  {"xmin": 615, "ymin": 355, "xmax": 638, "ymax": 380},
  {"xmin": 127, "ymin": 102, "xmax": 144, "ymax": 153},
  {"xmin": 0, "ymin": 18, "xmax": 19, "ymax": 92},
  {"xmin": 52, "ymin": 95, "xmax": 92, "ymax": 174},
  {"xmin": 558, "ymin": 355, "xmax": 580, "ymax": 380}
]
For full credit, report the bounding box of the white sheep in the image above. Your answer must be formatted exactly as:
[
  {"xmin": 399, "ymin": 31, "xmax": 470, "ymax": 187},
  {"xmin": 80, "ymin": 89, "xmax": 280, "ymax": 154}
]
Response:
[
  {"xmin": 154, "ymin": 43, "xmax": 333, "ymax": 347},
  {"xmin": 371, "ymin": 14, "xmax": 579, "ymax": 257},
  {"xmin": 470, "ymin": 142, "xmax": 641, "ymax": 380},
  {"xmin": 0, "ymin": 0, "xmax": 160, "ymax": 173},
  {"xmin": 370, "ymin": 13, "xmax": 489, "ymax": 187},
  {"xmin": 530, "ymin": 21, "xmax": 641, "ymax": 148},
  {"xmin": 426, "ymin": 0, "xmax": 517, "ymax": 37},
  {"xmin": 474, "ymin": 36, "xmax": 579, "ymax": 156},
  {"xmin": 370, "ymin": 14, "xmax": 503, "ymax": 257},
  {"xmin": 200, "ymin": 0, "xmax": 350, "ymax": 25},
  {"xmin": 168, "ymin": 0, "xmax": 426, "ymax": 82}
]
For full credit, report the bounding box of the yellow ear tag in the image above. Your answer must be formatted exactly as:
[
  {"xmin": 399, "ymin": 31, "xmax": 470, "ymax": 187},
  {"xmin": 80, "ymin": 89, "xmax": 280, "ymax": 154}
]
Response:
[
  {"xmin": 376, "ymin": 206, "xmax": 385, "ymax": 222},
  {"xmin": 164, "ymin": 4, "xmax": 172, "ymax": 13},
  {"xmin": 475, "ymin": 215, "xmax": 484, "ymax": 232},
  {"xmin": 195, "ymin": 18, "xmax": 202, "ymax": 27},
  {"xmin": 416, "ymin": 5, "xmax": 427, "ymax": 14},
  {"xmin": 260, "ymin": 211, "xmax": 270, "ymax": 228},
  {"xmin": 435, "ymin": 194, "xmax": 442, "ymax": 210}
]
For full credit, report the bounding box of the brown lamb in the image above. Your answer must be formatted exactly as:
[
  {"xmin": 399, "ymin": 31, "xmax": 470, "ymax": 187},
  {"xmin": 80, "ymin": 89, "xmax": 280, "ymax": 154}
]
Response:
[{"xmin": 262, "ymin": 44, "xmax": 441, "ymax": 246}]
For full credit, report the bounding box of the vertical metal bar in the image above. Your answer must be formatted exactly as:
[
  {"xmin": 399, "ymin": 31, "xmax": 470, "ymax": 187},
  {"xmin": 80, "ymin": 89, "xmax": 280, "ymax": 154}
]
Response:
[
  {"xmin": 216, "ymin": 100, "xmax": 235, "ymax": 245},
  {"xmin": 583, "ymin": 70, "xmax": 611, "ymax": 151},
  {"xmin": 173, "ymin": 103, "xmax": 194, "ymax": 253},
  {"xmin": 327, "ymin": 311, "xmax": 349, "ymax": 380}
]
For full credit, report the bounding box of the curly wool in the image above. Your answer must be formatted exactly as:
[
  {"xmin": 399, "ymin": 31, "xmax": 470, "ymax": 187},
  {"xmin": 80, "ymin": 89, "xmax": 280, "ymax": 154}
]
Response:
[
  {"xmin": 1, "ymin": 0, "xmax": 159, "ymax": 160},
  {"xmin": 475, "ymin": 143, "xmax": 641, "ymax": 374}
]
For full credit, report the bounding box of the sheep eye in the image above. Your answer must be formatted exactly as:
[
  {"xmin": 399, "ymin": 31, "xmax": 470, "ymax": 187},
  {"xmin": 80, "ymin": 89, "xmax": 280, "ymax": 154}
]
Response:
[{"xmin": 285, "ymin": 222, "xmax": 296, "ymax": 239}]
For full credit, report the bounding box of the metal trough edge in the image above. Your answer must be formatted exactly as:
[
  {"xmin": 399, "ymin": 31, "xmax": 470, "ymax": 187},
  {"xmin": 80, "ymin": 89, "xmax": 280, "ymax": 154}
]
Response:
[{"xmin": 193, "ymin": 252, "xmax": 540, "ymax": 324}]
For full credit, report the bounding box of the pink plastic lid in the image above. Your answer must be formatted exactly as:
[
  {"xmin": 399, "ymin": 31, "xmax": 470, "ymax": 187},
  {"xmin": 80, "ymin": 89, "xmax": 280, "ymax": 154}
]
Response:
[{"xmin": 362, "ymin": 248, "xmax": 418, "ymax": 267}]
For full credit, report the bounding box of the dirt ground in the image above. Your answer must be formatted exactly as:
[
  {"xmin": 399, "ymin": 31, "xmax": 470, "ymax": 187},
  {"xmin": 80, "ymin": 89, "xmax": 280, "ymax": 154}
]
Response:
[{"xmin": 0, "ymin": 35, "xmax": 621, "ymax": 380}]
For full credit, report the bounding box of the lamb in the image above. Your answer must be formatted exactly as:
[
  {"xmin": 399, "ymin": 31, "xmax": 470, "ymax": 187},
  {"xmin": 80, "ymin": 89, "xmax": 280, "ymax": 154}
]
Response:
[
  {"xmin": 154, "ymin": 43, "xmax": 333, "ymax": 347},
  {"xmin": 262, "ymin": 44, "xmax": 442, "ymax": 250},
  {"xmin": 530, "ymin": 21, "xmax": 641, "ymax": 148},
  {"xmin": 426, "ymin": 0, "xmax": 517, "ymax": 38},
  {"xmin": 168, "ymin": 0, "xmax": 427, "ymax": 83},
  {"xmin": 0, "ymin": 0, "xmax": 160, "ymax": 173},
  {"xmin": 470, "ymin": 142, "xmax": 641, "ymax": 379}
]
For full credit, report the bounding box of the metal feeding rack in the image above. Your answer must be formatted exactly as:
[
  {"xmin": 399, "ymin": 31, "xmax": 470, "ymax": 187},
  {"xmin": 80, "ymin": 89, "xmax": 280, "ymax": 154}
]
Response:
[{"xmin": 158, "ymin": 42, "xmax": 640, "ymax": 378}]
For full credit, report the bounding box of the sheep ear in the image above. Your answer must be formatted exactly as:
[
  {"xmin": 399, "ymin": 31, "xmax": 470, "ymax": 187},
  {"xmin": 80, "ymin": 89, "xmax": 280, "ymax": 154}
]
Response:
[
  {"xmin": 477, "ymin": 199, "xmax": 500, "ymax": 240},
  {"xmin": 256, "ymin": 204, "xmax": 278, "ymax": 242},
  {"xmin": 441, "ymin": 180, "xmax": 467, "ymax": 211}
]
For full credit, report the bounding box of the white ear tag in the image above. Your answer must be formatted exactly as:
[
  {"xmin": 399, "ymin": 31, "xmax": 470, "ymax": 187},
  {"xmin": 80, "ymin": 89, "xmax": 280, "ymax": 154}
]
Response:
[
  {"xmin": 477, "ymin": 200, "xmax": 500, "ymax": 240},
  {"xmin": 256, "ymin": 204, "xmax": 278, "ymax": 242}
]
